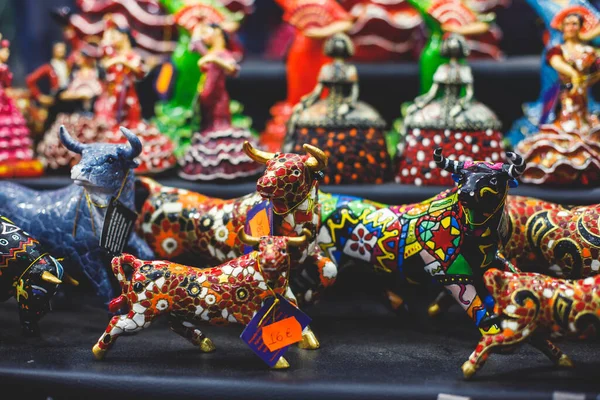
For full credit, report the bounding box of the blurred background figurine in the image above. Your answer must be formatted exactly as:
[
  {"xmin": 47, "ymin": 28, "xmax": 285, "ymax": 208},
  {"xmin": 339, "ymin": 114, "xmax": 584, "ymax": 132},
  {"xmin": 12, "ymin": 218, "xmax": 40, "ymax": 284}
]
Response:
[
  {"xmin": 177, "ymin": 23, "xmax": 262, "ymax": 181},
  {"xmin": 516, "ymin": 6, "xmax": 600, "ymax": 185},
  {"xmin": 92, "ymin": 14, "xmax": 176, "ymax": 175},
  {"xmin": 284, "ymin": 33, "xmax": 392, "ymax": 185},
  {"xmin": 0, "ymin": 35, "xmax": 43, "ymax": 178},
  {"xmin": 395, "ymin": 33, "xmax": 505, "ymax": 186},
  {"xmin": 506, "ymin": 0, "xmax": 600, "ymax": 147},
  {"xmin": 152, "ymin": 0, "xmax": 253, "ymax": 158},
  {"xmin": 260, "ymin": 0, "xmax": 354, "ymax": 153}
]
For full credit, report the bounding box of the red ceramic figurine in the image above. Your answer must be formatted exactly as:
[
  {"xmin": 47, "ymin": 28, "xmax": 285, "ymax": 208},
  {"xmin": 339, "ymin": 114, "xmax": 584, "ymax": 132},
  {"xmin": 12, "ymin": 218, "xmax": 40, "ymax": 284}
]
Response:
[
  {"xmin": 0, "ymin": 35, "xmax": 43, "ymax": 178},
  {"xmin": 178, "ymin": 23, "xmax": 262, "ymax": 181},
  {"xmin": 93, "ymin": 15, "xmax": 176, "ymax": 175},
  {"xmin": 260, "ymin": 0, "xmax": 354, "ymax": 153}
]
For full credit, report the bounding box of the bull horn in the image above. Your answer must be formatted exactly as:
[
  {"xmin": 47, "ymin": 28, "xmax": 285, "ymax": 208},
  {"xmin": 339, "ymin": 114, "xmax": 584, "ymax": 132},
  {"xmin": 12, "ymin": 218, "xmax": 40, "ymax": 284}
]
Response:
[
  {"xmin": 237, "ymin": 227, "xmax": 261, "ymax": 246},
  {"xmin": 433, "ymin": 148, "xmax": 462, "ymax": 173},
  {"xmin": 505, "ymin": 151, "xmax": 526, "ymax": 178},
  {"xmin": 63, "ymin": 272, "xmax": 79, "ymax": 286},
  {"xmin": 119, "ymin": 127, "xmax": 143, "ymax": 160},
  {"xmin": 243, "ymin": 141, "xmax": 275, "ymax": 165},
  {"xmin": 303, "ymin": 144, "xmax": 328, "ymax": 172},
  {"xmin": 287, "ymin": 228, "xmax": 313, "ymax": 247},
  {"xmin": 59, "ymin": 125, "xmax": 85, "ymax": 154},
  {"xmin": 41, "ymin": 271, "xmax": 62, "ymax": 285}
]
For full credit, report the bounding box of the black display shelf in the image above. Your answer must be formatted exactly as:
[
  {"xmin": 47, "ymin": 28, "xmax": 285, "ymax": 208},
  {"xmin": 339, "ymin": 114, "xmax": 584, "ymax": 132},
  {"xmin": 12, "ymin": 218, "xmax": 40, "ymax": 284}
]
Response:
[
  {"xmin": 1, "ymin": 287, "xmax": 599, "ymax": 400},
  {"xmin": 6, "ymin": 175, "xmax": 600, "ymax": 206}
]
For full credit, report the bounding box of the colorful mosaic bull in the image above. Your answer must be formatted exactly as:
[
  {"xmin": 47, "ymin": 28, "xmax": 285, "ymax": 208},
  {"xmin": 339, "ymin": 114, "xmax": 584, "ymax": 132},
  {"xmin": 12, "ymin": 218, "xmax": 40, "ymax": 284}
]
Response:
[
  {"xmin": 137, "ymin": 142, "xmax": 338, "ymax": 309},
  {"xmin": 0, "ymin": 126, "xmax": 154, "ymax": 303},
  {"xmin": 462, "ymin": 269, "xmax": 600, "ymax": 379},
  {"xmin": 0, "ymin": 215, "xmax": 78, "ymax": 336},
  {"xmin": 92, "ymin": 229, "xmax": 312, "ymax": 369}
]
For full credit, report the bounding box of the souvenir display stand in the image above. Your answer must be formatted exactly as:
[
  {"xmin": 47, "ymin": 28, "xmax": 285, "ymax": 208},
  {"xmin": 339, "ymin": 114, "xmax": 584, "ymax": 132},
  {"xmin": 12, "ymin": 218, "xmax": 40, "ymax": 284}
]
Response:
[{"xmin": 2, "ymin": 1, "xmax": 600, "ymax": 400}]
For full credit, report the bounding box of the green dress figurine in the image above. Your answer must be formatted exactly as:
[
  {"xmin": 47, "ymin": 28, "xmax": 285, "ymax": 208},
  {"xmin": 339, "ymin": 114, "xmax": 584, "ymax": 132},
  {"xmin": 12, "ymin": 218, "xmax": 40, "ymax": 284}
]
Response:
[
  {"xmin": 388, "ymin": 0, "xmax": 493, "ymax": 159},
  {"xmin": 152, "ymin": 0, "xmax": 252, "ymax": 157}
]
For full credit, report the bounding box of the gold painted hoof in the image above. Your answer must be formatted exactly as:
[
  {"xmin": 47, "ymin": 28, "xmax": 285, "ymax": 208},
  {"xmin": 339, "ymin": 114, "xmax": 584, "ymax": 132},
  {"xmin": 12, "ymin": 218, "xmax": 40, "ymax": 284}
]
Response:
[
  {"xmin": 199, "ymin": 337, "xmax": 216, "ymax": 353},
  {"xmin": 558, "ymin": 354, "xmax": 574, "ymax": 368},
  {"xmin": 272, "ymin": 356, "xmax": 290, "ymax": 370},
  {"xmin": 428, "ymin": 302, "xmax": 441, "ymax": 318},
  {"xmin": 92, "ymin": 344, "xmax": 106, "ymax": 361},
  {"xmin": 462, "ymin": 361, "xmax": 476, "ymax": 380},
  {"xmin": 298, "ymin": 329, "xmax": 320, "ymax": 350}
]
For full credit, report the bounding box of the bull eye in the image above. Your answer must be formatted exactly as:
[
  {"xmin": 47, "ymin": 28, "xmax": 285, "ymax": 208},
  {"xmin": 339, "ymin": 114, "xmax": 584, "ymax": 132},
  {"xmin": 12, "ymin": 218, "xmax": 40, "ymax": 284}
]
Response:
[
  {"xmin": 106, "ymin": 155, "xmax": 116, "ymax": 164},
  {"xmin": 280, "ymin": 249, "xmax": 286, "ymax": 255},
  {"xmin": 490, "ymin": 177, "xmax": 497, "ymax": 185},
  {"xmin": 292, "ymin": 169, "xmax": 301, "ymax": 176},
  {"xmin": 133, "ymin": 282, "xmax": 144, "ymax": 293}
]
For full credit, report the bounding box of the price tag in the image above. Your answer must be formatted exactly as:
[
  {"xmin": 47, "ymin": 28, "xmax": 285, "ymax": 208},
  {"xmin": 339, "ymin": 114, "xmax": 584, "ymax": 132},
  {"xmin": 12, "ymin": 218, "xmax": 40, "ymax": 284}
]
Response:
[
  {"xmin": 240, "ymin": 294, "xmax": 311, "ymax": 367},
  {"xmin": 261, "ymin": 317, "xmax": 303, "ymax": 352},
  {"xmin": 242, "ymin": 200, "xmax": 273, "ymax": 255},
  {"xmin": 100, "ymin": 197, "xmax": 138, "ymax": 256}
]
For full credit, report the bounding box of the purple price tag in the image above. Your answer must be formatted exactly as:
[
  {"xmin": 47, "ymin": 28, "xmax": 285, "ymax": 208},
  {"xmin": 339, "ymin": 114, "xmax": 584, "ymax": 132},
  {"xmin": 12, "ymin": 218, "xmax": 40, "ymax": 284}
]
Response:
[{"xmin": 240, "ymin": 294, "xmax": 311, "ymax": 367}]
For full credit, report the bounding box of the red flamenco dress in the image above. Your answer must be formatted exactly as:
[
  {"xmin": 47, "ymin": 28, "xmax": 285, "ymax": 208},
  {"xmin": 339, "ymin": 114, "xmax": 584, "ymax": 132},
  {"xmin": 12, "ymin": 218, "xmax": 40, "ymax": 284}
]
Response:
[
  {"xmin": 260, "ymin": 0, "xmax": 353, "ymax": 153},
  {"xmin": 178, "ymin": 49, "xmax": 262, "ymax": 181},
  {"xmin": 94, "ymin": 46, "xmax": 176, "ymax": 175},
  {"xmin": 0, "ymin": 62, "xmax": 43, "ymax": 178}
]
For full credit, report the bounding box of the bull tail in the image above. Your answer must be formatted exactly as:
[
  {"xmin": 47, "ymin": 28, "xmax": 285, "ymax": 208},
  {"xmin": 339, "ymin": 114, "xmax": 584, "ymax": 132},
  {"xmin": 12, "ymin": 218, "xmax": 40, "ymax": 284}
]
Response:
[
  {"xmin": 108, "ymin": 253, "xmax": 140, "ymax": 313},
  {"xmin": 137, "ymin": 176, "xmax": 164, "ymax": 196}
]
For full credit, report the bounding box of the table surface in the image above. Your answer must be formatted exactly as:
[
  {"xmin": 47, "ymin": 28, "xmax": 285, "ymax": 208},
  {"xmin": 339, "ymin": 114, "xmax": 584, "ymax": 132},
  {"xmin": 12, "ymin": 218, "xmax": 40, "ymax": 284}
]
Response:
[{"xmin": 1, "ymin": 286, "xmax": 599, "ymax": 400}]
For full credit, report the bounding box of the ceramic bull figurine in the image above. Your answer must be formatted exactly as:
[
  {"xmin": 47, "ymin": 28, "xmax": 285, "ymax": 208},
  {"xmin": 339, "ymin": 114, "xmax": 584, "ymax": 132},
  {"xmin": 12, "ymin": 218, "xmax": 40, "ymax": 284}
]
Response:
[
  {"xmin": 137, "ymin": 142, "xmax": 338, "ymax": 313},
  {"xmin": 0, "ymin": 126, "xmax": 154, "ymax": 303},
  {"xmin": 92, "ymin": 228, "xmax": 312, "ymax": 369},
  {"xmin": 462, "ymin": 269, "xmax": 600, "ymax": 379},
  {"xmin": 0, "ymin": 215, "xmax": 78, "ymax": 336}
]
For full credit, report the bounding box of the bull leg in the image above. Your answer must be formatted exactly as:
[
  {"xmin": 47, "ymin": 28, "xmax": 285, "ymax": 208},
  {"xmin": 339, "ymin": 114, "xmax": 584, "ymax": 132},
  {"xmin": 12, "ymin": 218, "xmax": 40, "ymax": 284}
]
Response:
[
  {"xmin": 427, "ymin": 290, "xmax": 455, "ymax": 318},
  {"xmin": 462, "ymin": 318, "xmax": 538, "ymax": 379},
  {"xmin": 282, "ymin": 286, "xmax": 320, "ymax": 350},
  {"xmin": 168, "ymin": 315, "xmax": 215, "ymax": 353},
  {"xmin": 92, "ymin": 312, "xmax": 155, "ymax": 360},
  {"xmin": 528, "ymin": 332, "xmax": 574, "ymax": 368},
  {"xmin": 438, "ymin": 279, "xmax": 501, "ymax": 335}
]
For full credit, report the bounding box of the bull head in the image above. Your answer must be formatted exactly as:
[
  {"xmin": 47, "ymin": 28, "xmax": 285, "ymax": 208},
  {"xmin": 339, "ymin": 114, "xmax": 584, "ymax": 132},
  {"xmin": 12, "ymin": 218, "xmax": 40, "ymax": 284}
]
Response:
[
  {"xmin": 434, "ymin": 148, "xmax": 524, "ymax": 217},
  {"xmin": 238, "ymin": 228, "xmax": 312, "ymax": 273},
  {"xmin": 243, "ymin": 141, "xmax": 328, "ymax": 213},
  {"xmin": 62, "ymin": 125, "xmax": 142, "ymax": 193}
]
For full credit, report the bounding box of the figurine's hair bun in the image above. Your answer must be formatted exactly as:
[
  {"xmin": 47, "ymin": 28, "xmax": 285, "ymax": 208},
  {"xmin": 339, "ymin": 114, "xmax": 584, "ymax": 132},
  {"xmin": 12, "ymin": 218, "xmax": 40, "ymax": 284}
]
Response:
[
  {"xmin": 441, "ymin": 33, "xmax": 470, "ymax": 59},
  {"xmin": 324, "ymin": 33, "xmax": 354, "ymax": 59}
]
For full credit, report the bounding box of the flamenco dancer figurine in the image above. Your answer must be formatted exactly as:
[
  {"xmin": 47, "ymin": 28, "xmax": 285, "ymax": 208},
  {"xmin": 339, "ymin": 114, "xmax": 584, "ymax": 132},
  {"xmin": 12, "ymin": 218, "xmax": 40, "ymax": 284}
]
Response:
[
  {"xmin": 260, "ymin": 0, "xmax": 354, "ymax": 153},
  {"xmin": 396, "ymin": 34, "xmax": 505, "ymax": 186},
  {"xmin": 516, "ymin": 8, "xmax": 600, "ymax": 185},
  {"xmin": 94, "ymin": 15, "xmax": 176, "ymax": 175},
  {"xmin": 153, "ymin": 0, "xmax": 253, "ymax": 158},
  {"xmin": 285, "ymin": 33, "xmax": 392, "ymax": 185},
  {"xmin": 178, "ymin": 23, "xmax": 262, "ymax": 181},
  {"xmin": 506, "ymin": 0, "xmax": 600, "ymax": 146},
  {"xmin": 0, "ymin": 36, "xmax": 43, "ymax": 178},
  {"xmin": 36, "ymin": 49, "xmax": 105, "ymax": 172}
]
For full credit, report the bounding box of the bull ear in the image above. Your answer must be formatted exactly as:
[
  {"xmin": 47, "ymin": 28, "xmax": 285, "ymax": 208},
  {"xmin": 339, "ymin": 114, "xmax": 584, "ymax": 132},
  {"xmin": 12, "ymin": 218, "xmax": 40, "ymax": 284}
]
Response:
[
  {"xmin": 59, "ymin": 125, "xmax": 85, "ymax": 154},
  {"xmin": 504, "ymin": 151, "xmax": 525, "ymax": 178},
  {"xmin": 41, "ymin": 271, "xmax": 62, "ymax": 285}
]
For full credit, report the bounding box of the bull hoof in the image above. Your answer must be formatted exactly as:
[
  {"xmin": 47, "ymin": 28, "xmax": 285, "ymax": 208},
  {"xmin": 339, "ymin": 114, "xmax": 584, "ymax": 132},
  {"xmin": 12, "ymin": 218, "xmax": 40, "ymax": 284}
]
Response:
[
  {"xmin": 297, "ymin": 328, "xmax": 320, "ymax": 350},
  {"xmin": 558, "ymin": 354, "xmax": 574, "ymax": 368},
  {"xmin": 461, "ymin": 361, "xmax": 476, "ymax": 380},
  {"xmin": 428, "ymin": 302, "xmax": 441, "ymax": 318},
  {"xmin": 272, "ymin": 357, "xmax": 290, "ymax": 370},
  {"xmin": 199, "ymin": 337, "xmax": 216, "ymax": 353},
  {"xmin": 92, "ymin": 344, "xmax": 106, "ymax": 361}
]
